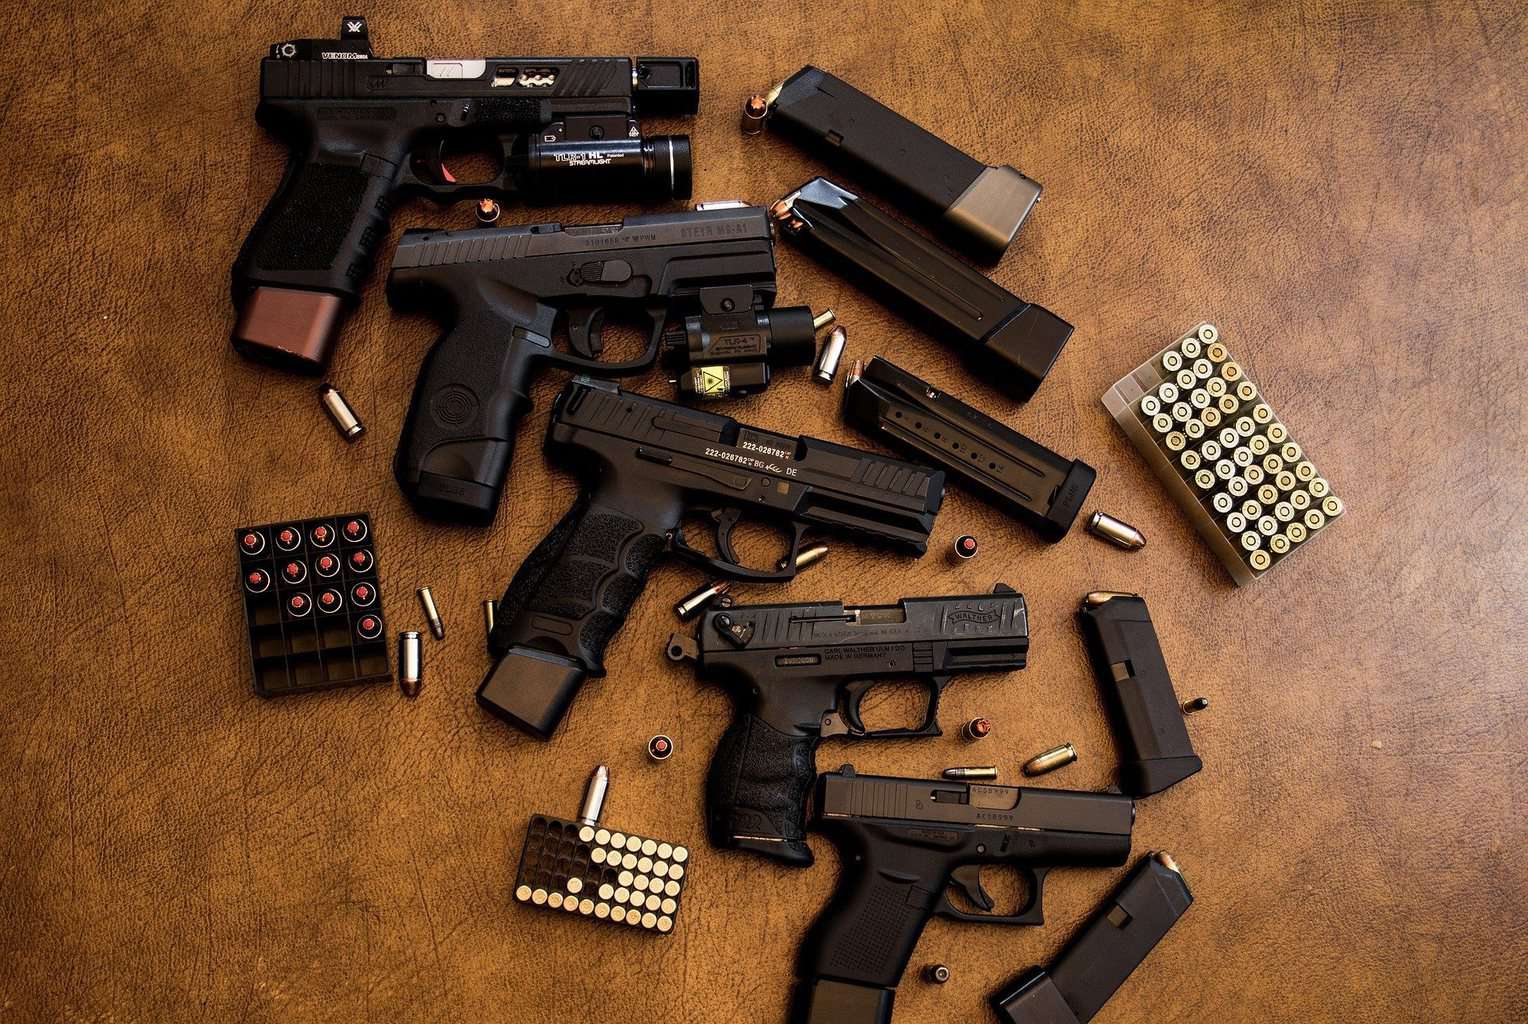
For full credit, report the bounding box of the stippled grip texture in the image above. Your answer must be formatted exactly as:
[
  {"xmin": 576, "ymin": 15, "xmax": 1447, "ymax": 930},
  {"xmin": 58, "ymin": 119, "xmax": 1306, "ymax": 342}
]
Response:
[
  {"xmin": 234, "ymin": 148, "xmax": 398, "ymax": 303},
  {"xmin": 705, "ymin": 712, "xmax": 818, "ymax": 866},
  {"xmin": 491, "ymin": 492, "xmax": 669, "ymax": 674},
  {"xmin": 798, "ymin": 866, "xmax": 939, "ymax": 990}
]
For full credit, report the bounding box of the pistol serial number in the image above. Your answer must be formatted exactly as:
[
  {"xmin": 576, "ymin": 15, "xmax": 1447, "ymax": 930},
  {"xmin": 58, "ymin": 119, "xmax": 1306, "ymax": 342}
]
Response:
[
  {"xmin": 740, "ymin": 439, "xmax": 792, "ymax": 459},
  {"xmin": 703, "ymin": 447, "xmax": 798, "ymax": 477}
]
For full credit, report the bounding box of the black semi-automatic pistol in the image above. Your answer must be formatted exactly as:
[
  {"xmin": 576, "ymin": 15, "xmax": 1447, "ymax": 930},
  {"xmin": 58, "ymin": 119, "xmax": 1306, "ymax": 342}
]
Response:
[
  {"xmin": 480, "ymin": 379, "xmax": 944, "ymax": 739},
  {"xmin": 794, "ymin": 766, "xmax": 1134, "ymax": 1024},
  {"xmin": 231, "ymin": 16, "xmax": 698, "ymax": 373},
  {"xmin": 387, "ymin": 204, "xmax": 778, "ymax": 525},
  {"xmin": 667, "ymin": 587, "xmax": 1028, "ymax": 866}
]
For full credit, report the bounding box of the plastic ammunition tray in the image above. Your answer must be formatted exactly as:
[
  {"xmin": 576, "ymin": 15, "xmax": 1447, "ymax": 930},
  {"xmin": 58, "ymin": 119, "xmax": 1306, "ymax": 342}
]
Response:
[
  {"xmin": 235, "ymin": 513, "xmax": 390, "ymax": 695},
  {"xmin": 513, "ymin": 815, "xmax": 691, "ymax": 935},
  {"xmin": 1103, "ymin": 324, "xmax": 1344, "ymax": 585}
]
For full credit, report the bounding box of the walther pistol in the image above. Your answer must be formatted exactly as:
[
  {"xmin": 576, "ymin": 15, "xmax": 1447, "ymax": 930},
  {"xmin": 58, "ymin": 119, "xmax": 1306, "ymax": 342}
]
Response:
[
  {"xmin": 230, "ymin": 16, "xmax": 698, "ymax": 373},
  {"xmin": 793, "ymin": 766, "xmax": 1135, "ymax": 1024},
  {"xmin": 480, "ymin": 379, "xmax": 944, "ymax": 739},
  {"xmin": 666, "ymin": 586, "xmax": 1029, "ymax": 866}
]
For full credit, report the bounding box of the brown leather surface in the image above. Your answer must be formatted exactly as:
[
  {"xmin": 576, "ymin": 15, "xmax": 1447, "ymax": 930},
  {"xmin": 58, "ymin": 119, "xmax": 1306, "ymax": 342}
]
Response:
[{"xmin": 4, "ymin": 3, "xmax": 1526, "ymax": 1021}]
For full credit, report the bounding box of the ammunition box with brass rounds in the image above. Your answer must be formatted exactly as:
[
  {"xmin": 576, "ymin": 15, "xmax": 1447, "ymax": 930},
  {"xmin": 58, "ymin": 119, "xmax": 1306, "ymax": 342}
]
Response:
[
  {"xmin": 513, "ymin": 767, "xmax": 692, "ymax": 936},
  {"xmin": 1101, "ymin": 322, "xmax": 1345, "ymax": 584}
]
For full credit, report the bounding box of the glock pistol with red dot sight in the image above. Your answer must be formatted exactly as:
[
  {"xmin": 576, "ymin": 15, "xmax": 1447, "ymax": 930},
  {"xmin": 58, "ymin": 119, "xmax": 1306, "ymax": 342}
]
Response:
[{"xmin": 230, "ymin": 16, "xmax": 698, "ymax": 374}]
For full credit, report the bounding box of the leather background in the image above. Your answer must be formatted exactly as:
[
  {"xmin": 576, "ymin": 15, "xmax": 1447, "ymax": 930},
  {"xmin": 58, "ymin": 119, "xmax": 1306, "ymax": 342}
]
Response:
[{"xmin": 3, "ymin": 2, "xmax": 1526, "ymax": 1021}]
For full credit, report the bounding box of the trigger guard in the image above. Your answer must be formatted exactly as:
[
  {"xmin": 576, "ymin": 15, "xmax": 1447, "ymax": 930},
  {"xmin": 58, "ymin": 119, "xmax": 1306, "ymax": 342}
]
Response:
[
  {"xmin": 917, "ymin": 675, "xmax": 951, "ymax": 732},
  {"xmin": 666, "ymin": 528, "xmax": 796, "ymax": 584},
  {"xmin": 934, "ymin": 867, "xmax": 1047, "ymax": 926},
  {"xmin": 539, "ymin": 309, "xmax": 665, "ymax": 376},
  {"xmin": 418, "ymin": 139, "xmax": 453, "ymax": 185},
  {"xmin": 401, "ymin": 137, "xmax": 518, "ymax": 200}
]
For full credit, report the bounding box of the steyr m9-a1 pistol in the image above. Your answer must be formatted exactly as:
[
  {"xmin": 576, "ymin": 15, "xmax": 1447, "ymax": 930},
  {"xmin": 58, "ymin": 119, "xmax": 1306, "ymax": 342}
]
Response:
[
  {"xmin": 665, "ymin": 587, "xmax": 1029, "ymax": 866},
  {"xmin": 230, "ymin": 16, "xmax": 698, "ymax": 373},
  {"xmin": 480, "ymin": 378, "xmax": 944, "ymax": 739},
  {"xmin": 386, "ymin": 204, "xmax": 778, "ymax": 524},
  {"xmin": 794, "ymin": 766, "xmax": 1134, "ymax": 1024}
]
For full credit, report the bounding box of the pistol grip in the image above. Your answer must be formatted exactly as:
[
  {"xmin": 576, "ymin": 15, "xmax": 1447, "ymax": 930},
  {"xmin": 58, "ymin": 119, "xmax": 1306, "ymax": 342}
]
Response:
[
  {"xmin": 793, "ymin": 864, "xmax": 941, "ymax": 1023},
  {"xmin": 705, "ymin": 712, "xmax": 817, "ymax": 866},
  {"xmin": 231, "ymin": 141, "xmax": 402, "ymax": 373},
  {"xmin": 393, "ymin": 310, "xmax": 548, "ymax": 525},
  {"xmin": 480, "ymin": 488, "xmax": 677, "ymax": 737}
]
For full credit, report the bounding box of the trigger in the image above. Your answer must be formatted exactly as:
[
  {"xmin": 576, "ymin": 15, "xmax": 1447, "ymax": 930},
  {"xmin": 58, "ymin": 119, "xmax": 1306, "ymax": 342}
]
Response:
[
  {"xmin": 840, "ymin": 680, "xmax": 873, "ymax": 735},
  {"xmin": 425, "ymin": 139, "xmax": 455, "ymax": 185},
  {"xmin": 565, "ymin": 307, "xmax": 606, "ymax": 358},
  {"xmin": 712, "ymin": 507, "xmax": 743, "ymax": 564},
  {"xmin": 951, "ymin": 865, "xmax": 994, "ymax": 912}
]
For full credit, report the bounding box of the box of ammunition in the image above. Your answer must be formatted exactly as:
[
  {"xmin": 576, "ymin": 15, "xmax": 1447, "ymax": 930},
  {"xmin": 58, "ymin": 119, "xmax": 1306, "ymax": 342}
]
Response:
[{"xmin": 1102, "ymin": 323, "xmax": 1344, "ymax": 585}]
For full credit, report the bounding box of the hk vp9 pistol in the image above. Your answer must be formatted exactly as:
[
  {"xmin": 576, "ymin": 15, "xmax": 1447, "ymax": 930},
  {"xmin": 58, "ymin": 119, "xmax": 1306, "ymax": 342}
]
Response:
[
  {"xmin": 795, "ymin": 766, "xmax": 1134, "ymax": 1024},
  {"xmin": 387, "ymin": 204, "xmax": 778, "ymax": 524},
  {"xmin": 231, "ymin": 16, "xmax": 698, "ymax": 373},
  {"xmin": 480, "ymin": 378, "xmax": 944, "ymax": 739},
  {"xmin": 666, "ymin": 587, "xmax": 1028, "ymax": 866}
]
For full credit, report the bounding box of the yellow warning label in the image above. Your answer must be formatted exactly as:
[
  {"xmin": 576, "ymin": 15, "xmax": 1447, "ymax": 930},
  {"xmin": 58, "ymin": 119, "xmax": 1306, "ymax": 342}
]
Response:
[{"xmin": 694, "ymin": 366, "xmax": 730, "ymax": 397}]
